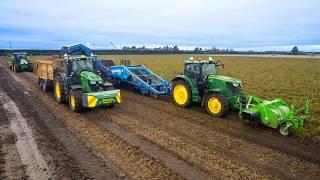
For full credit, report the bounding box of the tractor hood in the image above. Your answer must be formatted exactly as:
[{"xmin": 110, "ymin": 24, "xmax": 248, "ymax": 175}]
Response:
[
  {"xmin": 80, "ymin": 71, "xmax": 102, "ymax": 82},
  {"xmin": 208, "ymin": 75, "xmax": 242, "ymax": 84}
]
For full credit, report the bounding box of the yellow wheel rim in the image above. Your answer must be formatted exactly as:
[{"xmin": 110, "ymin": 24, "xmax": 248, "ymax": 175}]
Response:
[
  {"xmin": 173, "ymin": 84, "xmax": 188, "ymax": 105},
  {"xmin": 55, "ymin": 82, "xmax": 61, "ymax": 98},
  {"xmin": 208, "ymin": 97, "xmax": 222, "ymax": 114},
  {"xmin": 70, "ymin": 95, "xmax": 76, "ymax": 109}
]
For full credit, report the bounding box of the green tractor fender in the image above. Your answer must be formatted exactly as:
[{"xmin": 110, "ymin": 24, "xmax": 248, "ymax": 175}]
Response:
[{"xmin": 172, "ymin": 75, "xmax": 201, "ymax": 102}]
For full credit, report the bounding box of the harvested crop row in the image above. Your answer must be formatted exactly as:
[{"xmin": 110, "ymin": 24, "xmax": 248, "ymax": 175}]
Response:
[{"xmin": 101, "ymin": 109, "xmax": 272, "ymax": 179}]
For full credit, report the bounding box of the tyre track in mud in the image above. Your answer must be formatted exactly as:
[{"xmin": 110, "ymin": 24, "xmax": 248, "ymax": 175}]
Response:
[
  {"xmin": 0, "ymin": 101, "xmax": 27, "ymax": 179},
  {"xmin": 5, "ymin": 64, "xmax": 182, "ymax": 179}
]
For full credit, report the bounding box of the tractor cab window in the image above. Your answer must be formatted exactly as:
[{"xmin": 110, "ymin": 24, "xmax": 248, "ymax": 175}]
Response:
[
  {"xmin": 72, "ymin": 59, "xmax": 94, "ymax": 74},
  {"xmin": 202, "ymin": 63, "xmax": 217, "ymax": 77},
  {"xmin": 185, "ymin": 64, "xmax": 201, "ymax": 76},
  {"xmin": 15, "ymin": 54, "xmax": 26, "ymax": 59}
]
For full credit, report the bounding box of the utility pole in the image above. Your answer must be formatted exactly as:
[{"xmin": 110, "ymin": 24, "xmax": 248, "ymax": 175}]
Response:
[{"xmin": 9, "ymin": 41, "xmax": 12, "ymax": 49}]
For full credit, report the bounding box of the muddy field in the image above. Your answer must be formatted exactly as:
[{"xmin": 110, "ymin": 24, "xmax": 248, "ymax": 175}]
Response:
[{"xmin": 0, "ymin": 57, "xmax": 320, "ymax": 179}]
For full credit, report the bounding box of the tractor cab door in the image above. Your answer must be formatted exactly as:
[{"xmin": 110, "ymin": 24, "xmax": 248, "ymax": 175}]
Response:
[
  {"xmin": 184, "ymin": 63, "xmax": 205, "ymax": 95},
  {"xmin": 69, "ymin": 59, "xmax": 94, "ymax": 85},
  {"xmin": 68, "ymin": 61, "xmax": 82, "ymax": 85}
]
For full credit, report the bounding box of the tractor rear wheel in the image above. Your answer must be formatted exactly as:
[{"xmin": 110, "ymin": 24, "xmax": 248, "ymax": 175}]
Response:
[
  {"xmin": 69, "ymin": 89, "xmax": 84, "ymax": 113},
  {"xmin": 54, "ymin": 76, "xmax": 67, "ymax": 103},
  {"xmin": 205, "ymin": 93, "xmax": 229, "ymax": 117},
  {"xmin": 172, "ymin": 80, "xmax": 191, "ymax": 107}
]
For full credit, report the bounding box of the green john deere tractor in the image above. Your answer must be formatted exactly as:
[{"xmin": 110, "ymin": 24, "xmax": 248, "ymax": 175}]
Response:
[
  {"xmin": 172, "ymin": 57, "xmax": 309, "ymax": 135},
  {"xmin": 7, "ymin": 52, "xmax": 33, "ymax": 72},
  {"xmin": 54, "ymin": 55, "xmax": 121, "ymax": 112}
]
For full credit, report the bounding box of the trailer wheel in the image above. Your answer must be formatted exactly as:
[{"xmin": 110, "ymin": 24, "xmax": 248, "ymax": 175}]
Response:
[
  {"xmin": 205, "ymin": 93, "xmax": 229, "ymax": 117},
  {"xmin": 172, "ymin": 80, "xmax": 191, "ymax": 107},
  {"xmin": 69, "ymin": 89, "xmax": 84, "ymax": 113},
  {"xmin": 42, "ymin": 80, "xmax": 49, "ymax": 92},
  {"xmin": 38, "ymin": 78, "xmax": 43, "ymax": 87},
  {"xmin": 278, "ymin": 123, "xmax": 291, "ymax": 136},
  {"xmin": 54, "ymin": 76, "xmax": 67, "ymax": 103}
]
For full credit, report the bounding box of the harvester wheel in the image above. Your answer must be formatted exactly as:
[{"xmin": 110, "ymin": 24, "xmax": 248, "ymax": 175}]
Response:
[
  {"xmin": 172, "ymin": 80, "xmax": 191, "ymax": 107},
  {"xmin": 54, "ymin": 76, "xmax": 67, "ymax": 103},
  {"xmin": 278, "ymin": 123, "xmax": 291, "ymax": 136},
  {"xmin": 205, "ymin": 93, "xmax": 229, "ymax": 117},
  {"xmin": 69, "ymin": 89, "xmax": 84, "ymax": 113}
]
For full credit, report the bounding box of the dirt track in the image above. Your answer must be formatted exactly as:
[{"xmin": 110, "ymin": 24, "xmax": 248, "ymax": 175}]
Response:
[{"xmin": 0, "ymin": 59, "xmax": 320, "ymax": 179}]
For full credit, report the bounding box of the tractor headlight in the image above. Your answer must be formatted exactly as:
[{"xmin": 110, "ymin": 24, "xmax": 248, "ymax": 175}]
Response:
[
  {"xmin": 98, "ymin": 80, "xmax": 102, "ymax": 84},
  {"xmin": 116, "ymin": 91, "xmax": 121, "ymax": 103},
  {"xmin": 90, "ymin": 81, "xmax": 97, "ymax": 85},
  {"xmin": 233, "ymin": 83, "xmax": 239, "ymax": 87}
]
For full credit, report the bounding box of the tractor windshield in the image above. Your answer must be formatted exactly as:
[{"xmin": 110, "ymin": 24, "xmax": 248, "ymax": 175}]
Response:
[
  {"xmin": 72, "ymin": 60, "xmax": 94, "ymax": 73},
  {"xmin": 202, "ymin": 64, "xmax": 216, "ymax": 77}
]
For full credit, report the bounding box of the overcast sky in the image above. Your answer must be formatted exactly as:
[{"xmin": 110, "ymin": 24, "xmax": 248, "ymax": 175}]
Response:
[{"xmin": 0, "ymin": 0, "xmax": 319, "ymax": 51}]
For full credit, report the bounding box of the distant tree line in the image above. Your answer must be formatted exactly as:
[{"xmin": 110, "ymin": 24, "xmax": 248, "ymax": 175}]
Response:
[{"xmin": 0, "ymin": 46, "xmax": 316, "ymax": 56}]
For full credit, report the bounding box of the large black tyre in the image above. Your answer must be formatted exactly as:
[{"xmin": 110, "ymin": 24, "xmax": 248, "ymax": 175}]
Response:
[
  {"xmin": 28, "ymin": 64, "xmax": 33, "ymax": 72},
  {"xmin": 42, "ymin": 80, "xmax": 49, "ymax": 92},
  {"xmin": 69, "ymin": 89, "xmax": 84, "ymax": 113},
  {"xmin": 205, "ymin": 93, "xmax": 229, "ymax": 117},
  {"xmin": 13, "ymin": 64, "xmax": 20, "ymax": 73},
  {"xmin": 172, "ymin": 79, "xmax": 191, "ymax": 107},
  {"xmin": 54, "ymin": 76, "xmax": 67, "ymax": 103}
]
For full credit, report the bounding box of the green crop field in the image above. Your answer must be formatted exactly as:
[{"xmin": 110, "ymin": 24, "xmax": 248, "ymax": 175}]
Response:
[{"xmin": 95, "ymin": 54, "xmax": 320, "ymax": 141}]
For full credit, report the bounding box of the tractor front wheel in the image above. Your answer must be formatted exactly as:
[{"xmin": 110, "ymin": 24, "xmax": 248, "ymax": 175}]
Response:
[
  {"xmin": 54, "ymin": 76, "xmax": 67, "ymax": 103},
  {"xmin": 172, "ymin": 80, "xmax": 191, "ymax": 107},
  {"xmin": 28, "ymin": 64, "xmax": 33, "ymax": 72},
  {"xmin": 69, "ymin": 89, "xmax": 84, "ymax": 113},
  {"xmin": 13, "ymin": 64, "xmax": 20, "ymax": 73},
  {"xmin": 205, "ymin": 93, "xmax": 229, "ymax": 117}
]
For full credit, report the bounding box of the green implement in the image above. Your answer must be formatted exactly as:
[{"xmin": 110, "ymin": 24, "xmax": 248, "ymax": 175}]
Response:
[{"xmin": 240, "ymin": 96, "xmax": 310, "ymax": 136}]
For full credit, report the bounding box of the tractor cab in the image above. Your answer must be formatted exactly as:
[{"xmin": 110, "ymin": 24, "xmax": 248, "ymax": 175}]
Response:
[
  {"xmin": 184, "ymin": 59, "xmax": 218, "ymax": 80},
  {"xmin": 183, "ymin": 58, "xmax": 227, "ymax": 96},
  {"xmin": 65, "ymin": 56, "xmax": 111, "ymax": 93},
  {"xmin": 7, "ymin": 52, "xmax": 33, "ymax": 72}
]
